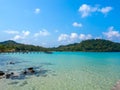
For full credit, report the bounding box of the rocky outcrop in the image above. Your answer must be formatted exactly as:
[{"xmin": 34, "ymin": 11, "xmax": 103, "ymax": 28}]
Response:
[{"xmin": 0, "ymin": 71, "xmax": 5, "ymax": 76}]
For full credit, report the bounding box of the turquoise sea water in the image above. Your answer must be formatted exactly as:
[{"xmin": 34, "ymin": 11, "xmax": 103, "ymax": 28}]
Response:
[{"xmin": 0, "ymin": 52, "xmax": 120, "ymax": 90}]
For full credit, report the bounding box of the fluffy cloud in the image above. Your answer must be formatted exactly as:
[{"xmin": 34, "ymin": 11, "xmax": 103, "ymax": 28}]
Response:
[
  {"xmin": 79, "ymin": 4, "xmax": 98, "ymax": 18},
  {"xmin": 34, "ymin": 8, "xmax": 40, "ymax": 14},
  {"xmin": 13, "ymin": 35, "xmax": 22, "ymax": 40},
  {"xmin": 79, "ymin": 34, "xmax": 92, "ymax": 40},
  {"xmin": 58, "ymin": 34, "xmax": 69, "ymax": 41},
  {"xmin": 103, "ymin": 26, "xmax": 120, "ymax": 40},
  {"xmin": 58, "ymin": 33, "xmax": 92, "ymax": 42},
  {"xmin": 70, "ymin": 33, "xmax": 78, "ymax": 40},
  {"xmin": 72, "ymin": 22, "xmax": 82, "ymax": 27},
  {"xmin": 4, "ymin": 30, "xmax": 19, "ymax": 34},
  {"xmin": 12, "ymin": 31, "xmax": 30, "ymax": 40},
  {"xmin": 79, "ymin": 4, "xmax": 112, "ymax": 18},
  {"xmin": 22, "ymin": 31, "xmax": 30, "ymax": 36},
  {"xmin": 99, "ymin": 7, "xmax": 112, "ymax": 14},
  {"xmin": 34, "ymin": 29, "xmax": 50, "ymax": 37}
]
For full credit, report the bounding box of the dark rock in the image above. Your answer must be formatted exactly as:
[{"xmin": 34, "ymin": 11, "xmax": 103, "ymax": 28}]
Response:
[
  {"xmin": 28, "ymin": 67, "xmax": 35, "ymax": 74},
  {"xmin": 11, "ymin": 72, "xmax": 14, "ymax": 75},
  {"xmin": 6, "ymin": 72, "xmax": 15, "ymax": 79},
  {"xmin": 7, "ymin": 61, "xmax": 15, "ymax": 65},
  {"xmin": 30, "ymin": 70, "xmax": 35, "ymax": 73},
  {"xmin": 28, "ymin": 67, "xmax": 33, "ymax": 70},
  {"xmin": 23, "ymin": 70, "xmax": 27, "ymax": 75},
  {"xmin": 9, "ymin": 62, "xmax": 15, "ymax": 64},
  {"xmin": 28, "ymin": 69, "xmax": 35, "ymax": 74},
  {"xmin": 6, "ymin": 74, "xmax": 11, "ymax": 79},
  {"xmin": 0, "ymin": 71, "xmax": 5, "ymax": 76}
]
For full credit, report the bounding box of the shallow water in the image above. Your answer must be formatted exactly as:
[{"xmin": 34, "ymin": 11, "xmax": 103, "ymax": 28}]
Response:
[{"xmin": 0, "ymin": 52, "xmax": 120, "ymax": 90}]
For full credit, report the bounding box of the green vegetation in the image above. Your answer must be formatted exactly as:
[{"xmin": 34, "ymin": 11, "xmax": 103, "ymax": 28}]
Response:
[
  {"xmin": 0, "ymin": 39, "xmax": 120, "ymax": 52},
  {"xmin": 0, "ymin": 40, "xmax": 48, "ymax": 52},
  {"xmin": 54, "ymin": 39, "xmax": 120, "ymax": 52}
]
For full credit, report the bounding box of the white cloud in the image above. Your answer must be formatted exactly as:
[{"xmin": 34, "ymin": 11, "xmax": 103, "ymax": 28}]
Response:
[
  {"xmin": 79, "ymin": 4, "xmax": 98, "ymax": 18},
  {"xmin": 34, "ymin": 29, "xmax": 50, "ymax": 37},
  {"xmin": 78, "ymin": 4, "xmax": 112, "ymax": 18},
  {"xmin": 58, "ymin": 34, "xmax": 69, "ymax": 41},
  {"xmin": 13, "ymin": 35, "xmax": 22, "ymax": 40},
  {"xmin": 12, "ymin": 30, "xmax": 30, "ymax": 40},
  {"xmin": 103, "ymin": 26, "xmax": 120, "ymax": 40},
  {"xmin": 58, "ymin": 33, "xmax": 92, "ymax": 42},
  {"xmin": 70, "ymin": 33, "xmax": 78, "ymax": 40},
  {"xmin": 4, "ymin": 30, "xmax": 19, "ymax": 34},
  {"xmin": 99, "ymin": 6, "xmax": 112, "ymax": 14},
  {"xmin": 22, "ymin": 31, "xmax": 30, "ymax": 36},
  {"xmin": 34, "ymin": 8, "xmax": 40, "ymax": 14},
  {"xmin": 72, "ymin": 22, "xmax": 82, "ymax": 27},
  {"xmin": 79, "ymin": 34, "xmax": 92, "ymax": 40}
]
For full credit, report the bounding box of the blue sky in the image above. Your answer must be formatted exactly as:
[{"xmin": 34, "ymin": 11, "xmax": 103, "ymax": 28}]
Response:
[{"xmin": 0, "ymin": 0, "xmax": 120, "ymax": 47}]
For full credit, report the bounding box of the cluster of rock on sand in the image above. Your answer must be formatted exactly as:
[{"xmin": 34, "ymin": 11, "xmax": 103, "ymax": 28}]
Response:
[
  {"xmin": 0, "ymin": 67, "xmax": 40, "ymax": 79},
  {"xmin": 0, "ymin": 61, "xmax": 48, "ymax": 80}
]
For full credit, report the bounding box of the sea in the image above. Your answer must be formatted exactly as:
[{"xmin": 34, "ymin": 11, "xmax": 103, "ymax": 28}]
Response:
[{"xmin": 0, "ymin": 52, "xmax": 120, "ymax": 90}]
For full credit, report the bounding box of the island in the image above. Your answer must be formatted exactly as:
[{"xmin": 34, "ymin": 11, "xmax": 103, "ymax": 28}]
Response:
[{"xmin": 0, "ymin": 39, "xmax": 120, "ymax": 53}]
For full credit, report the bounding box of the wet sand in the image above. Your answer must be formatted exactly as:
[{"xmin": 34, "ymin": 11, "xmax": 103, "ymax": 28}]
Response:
[{"xmin": 112, "ymin": 80, "xmax": 120, "ymax": 90}]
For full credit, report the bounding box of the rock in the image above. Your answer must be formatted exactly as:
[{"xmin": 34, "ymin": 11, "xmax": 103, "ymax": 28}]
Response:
[
  {"xmin": 5, "ymin": 74, "xmax": 11, "ymax": 79},
  {"xmin": 23, "ymin": 70, "xmax": 27, "ymax": 75},
  {"xmin": 30, "ymin": 70, "xmax": 35, "ymax": 73},
  {"xmin": 0, "ymin": 71, "xmax": 5, "ymax": 76},
  {"xmin": 28, "ymin": 67, "xmax": 35, "ymax": 74},
  {"xmin": 28, "ymin": 67, "xmax": 33, "ymax": 70},
  {"xmin": 6, "ymin": 72, "xmax": 16, "ymax": 79},
  {"xmin": 10, "ymin": 62, "xmax": 15, "ymax": 64},
  {"xmin": 22, "ymin": 67, "xmax": 36, "ymax": 76},
  {"xmin": 11, "ymin": 72, "xmax": 14, "ymax": 75},
  {"xmin": 11, "ymin": 72, "xmax": 20, "ymax": 79},
  {"xmin": 7, "ymin": 61, "xmax": 15, "ymax": 65}
]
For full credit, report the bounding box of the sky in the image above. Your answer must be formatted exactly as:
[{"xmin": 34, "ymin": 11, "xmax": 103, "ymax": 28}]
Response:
[{"xmin": 0, "ymin": 0, "xmax": 120, "ymax": 47}]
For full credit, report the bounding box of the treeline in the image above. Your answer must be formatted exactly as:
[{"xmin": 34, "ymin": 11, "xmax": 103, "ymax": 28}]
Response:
[
  {"xmin": 0, "ymin": 39, "xmax": 120, "ymax": 52},
  {"xmin": 54, "ymin": 39, "xmax": 120, "ymax": 52},
  {"xmin": 0, "ymin": 40, "xmax": 49, "ymax": 52}
]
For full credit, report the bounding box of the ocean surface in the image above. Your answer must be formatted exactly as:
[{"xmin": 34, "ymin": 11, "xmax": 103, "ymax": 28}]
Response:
[{"xmin": 0, "ymin": 52, "xmax": 120, "ymax": 90}]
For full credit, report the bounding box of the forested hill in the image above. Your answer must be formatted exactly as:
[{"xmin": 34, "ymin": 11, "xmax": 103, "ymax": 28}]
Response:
[
  {"xmin": 0, "ymin": 39, "xmax": 120, "ymax": 52},
  {"xmin": 55, "ymin": 39, "xmax": 120, "ymax": 52},
  {"xmin": 0, "ymin": 40, "xmax": 48, "ymax": 52}
]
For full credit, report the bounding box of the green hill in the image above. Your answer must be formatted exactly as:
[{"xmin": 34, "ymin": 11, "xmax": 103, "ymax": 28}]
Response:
[
  {"xmin": 0, "ymin": 39, "xmax": 120, "ymax": 52},
  {"xmin": 0, "ymin": 40, "xmax": 48, "ymax": 52},
  {"xmin": 55, "ymin": 39, "xmax": 120, "ymax": 52}
]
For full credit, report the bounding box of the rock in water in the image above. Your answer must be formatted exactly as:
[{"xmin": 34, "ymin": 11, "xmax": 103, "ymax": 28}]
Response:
[
  {"xmin": 10, "ymin": 62, "xmax": 15, "ymax": 64},
  {"xmin": 0, "ymin": 71, "xmax": 5, "ymax": 76},
  {"xmin": 28, "ymin": 67, "xmax": 33, "ymax": 70},
  {"xmin": 28, "ymin": 67, "xmax": 35, "ymax": 74},
  {"xmin": 5, "ymin": 74, "xmax": 11, "ymax": 79},
  {"xmin": 23, "ymin": 70, "xmax": 27, "ymax": 75}
]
